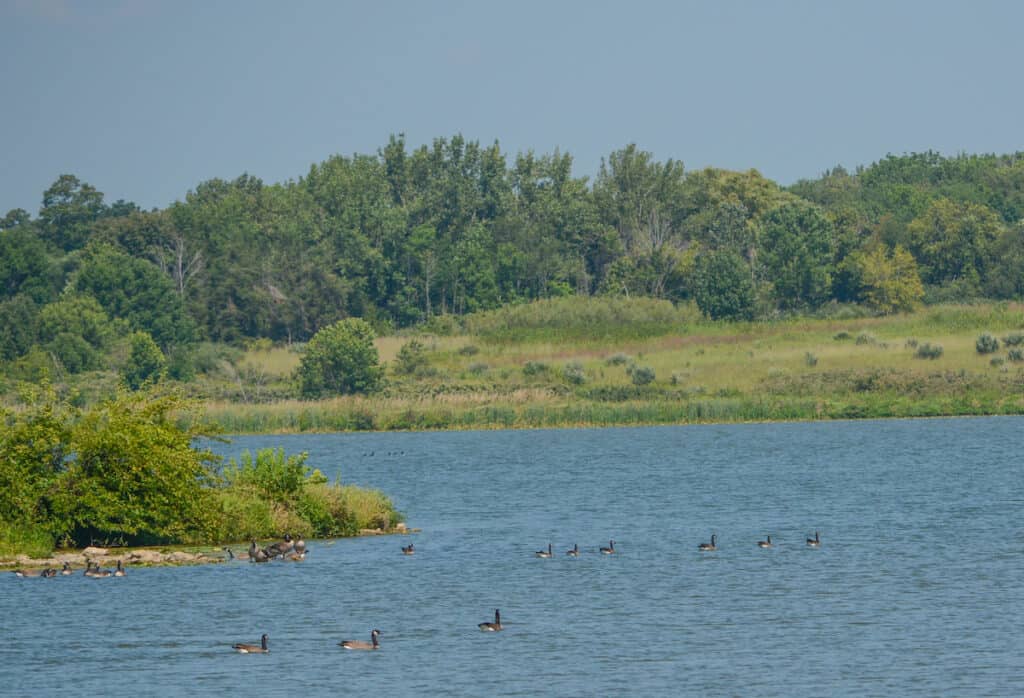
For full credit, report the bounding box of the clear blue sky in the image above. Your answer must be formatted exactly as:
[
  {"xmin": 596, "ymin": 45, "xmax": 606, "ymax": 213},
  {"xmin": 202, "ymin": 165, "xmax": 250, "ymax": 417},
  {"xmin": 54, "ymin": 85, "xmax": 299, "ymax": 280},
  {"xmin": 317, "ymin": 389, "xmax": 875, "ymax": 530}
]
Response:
[{"xmin": 2, "ymin": 0, "xmax": 1022, "ymax": 214}]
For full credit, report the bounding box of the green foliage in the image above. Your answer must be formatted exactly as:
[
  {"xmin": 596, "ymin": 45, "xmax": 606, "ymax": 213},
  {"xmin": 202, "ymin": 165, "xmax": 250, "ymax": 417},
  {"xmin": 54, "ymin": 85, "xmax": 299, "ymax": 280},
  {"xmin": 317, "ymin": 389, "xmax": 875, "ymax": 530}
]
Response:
[
  {"xmin": 121, "ymin": 331, "xmax": 167, "ymax": 389},
  {"xmin": 833, "ymin": 331, "xmax": 853, "ymax": 341},
  {"xmin": 606, "ymin": 353, "xmax": 631, "ymax": 366},
  {"xmin": 915, "ymin": 343, "xmax": 944, "ymax": 359},
  {"xmin": 562, "ymin": 361, "xmax": 586, "ymax": 385},
  {"xmin": 975, "ymin": 333, "xmax": 1000, "ymax": 354},
  {"xmin": 393, "ymin": 339, "xmax": 429, "ymax": 375},
  {"xmin": 457, "ymin": 344, "xmax": 480, "ymax": 356},
  {"xmin": 759, "ymin": 201, "xmax": 835, "ymax": 310},
  {"xmin": 297, "ymin": 318, "xmax": 382, "ymax": 397},
  {"xmin": 855, "ymin": 332, "xmax": 876, "ymax": 345},
  {"xmin": 631, "ymin": 365, "xmax": 656, "ymax": 386},
  {"xmin": 1002, "ymin": 333, "xmax": 1024, "ymax": 347},
  {"xmin": 522, "ymin": 360, "xmax": 548, "ymax": 376},
  {"xmin": 37, "ymin": 295, "xmax": 119, "ymax": 373},
  {"xmin": 222, "ymin": 448, "xmax": 310, "ymax": 504},
  {"xmin": 855, "ymin": 244, "xmax": 925, "ymax": 314},
  {"xmin": 1008, "ymin": 348, "xmax": 1024, "ymax": 363},
  {"xmin": 692, "ymin": 250, "xmax": 756, "ymax": 320},
  {"xmin": 805, "ymin": 352, "xmax": 819, "ymax": 367}
]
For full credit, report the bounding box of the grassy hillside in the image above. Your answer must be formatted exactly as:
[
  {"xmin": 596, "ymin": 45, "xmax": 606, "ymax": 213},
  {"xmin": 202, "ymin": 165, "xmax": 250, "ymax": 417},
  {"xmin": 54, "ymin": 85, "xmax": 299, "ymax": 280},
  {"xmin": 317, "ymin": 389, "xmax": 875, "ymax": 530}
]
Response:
[{"xmin": 201, "ymin": 298, "xmax": 1024, "ymax": 433}]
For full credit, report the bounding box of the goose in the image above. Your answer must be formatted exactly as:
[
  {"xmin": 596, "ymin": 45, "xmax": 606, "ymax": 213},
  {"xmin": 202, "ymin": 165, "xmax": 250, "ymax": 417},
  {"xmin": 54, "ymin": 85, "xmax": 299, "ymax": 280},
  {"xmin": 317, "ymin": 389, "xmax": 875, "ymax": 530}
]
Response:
[
  {"xmin": 114, "ymin": 560, "xmax": 126, "ymax": 577},
  {"xmin": 60, "ymin": 562, "xmax": 73, "ymax": 575},
  {"xmin": 401, "ymin": 543, "xmax": 415, "ymax": 555},
  {"xmin": 566, "ymin": 543, "xmax": 579, "ymax": 557},
  {"xmin": 283, "ymin": 549, "xmax": 306, "ymax": 561},
  {"xmin": 535, "ymin": 543, "xmax": 553, "ymax": 558},
  {"xmin": 265, "ymin": 534, "xmax": 294, "ymax": 558},
  {"xmin": 232, "ymin": 634, "xmax": 269, "ymax": 654},
  {"xmin": 757, "ymin": 535, "xmax": 773, "ymax": 549},
  {"xmin": 599, "ymin": 540, "xmax": 616, "ymax": 555},
  {"xmin": 83, "ymin": 561, "xmax": 95, "ymax": 577},
  {"xmin": 250, "ymin": 540, "xmax": 269, "ymax": 563},
  {"xmin": 807, "ymin": 531, "xmax": 821, "ymax": 547},
  {"xmin": 41, "ymin": 568, "xmax": 58, "ymax": 578},
  {"xmin": 293, "ymin": 536, "xmax": 307, "ymax": 554},
  {"xmin": 339, "ymin": 629, "xmax": 381, "ymax": 650},
  {"xmin": 478, "ymin": 609, "xmax": 502, "ymax": 632},
  {"xmin": 698, "ymin": 534, "xmax": 717, "ymax": 552},
  {"xmin": 90, "ymin": 563, "xmax": 112, "ymax": 578},
  {"xmin": 13, "ymin": 568, "xmax": 42, "ymax": 577}
]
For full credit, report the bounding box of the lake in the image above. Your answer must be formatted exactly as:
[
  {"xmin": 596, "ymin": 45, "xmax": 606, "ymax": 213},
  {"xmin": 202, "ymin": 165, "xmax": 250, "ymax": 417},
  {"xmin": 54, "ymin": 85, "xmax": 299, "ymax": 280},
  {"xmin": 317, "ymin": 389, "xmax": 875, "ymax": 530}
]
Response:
[{"xmin": 2, "ymin": 417, "xmax": 1022, "ymax": 696}]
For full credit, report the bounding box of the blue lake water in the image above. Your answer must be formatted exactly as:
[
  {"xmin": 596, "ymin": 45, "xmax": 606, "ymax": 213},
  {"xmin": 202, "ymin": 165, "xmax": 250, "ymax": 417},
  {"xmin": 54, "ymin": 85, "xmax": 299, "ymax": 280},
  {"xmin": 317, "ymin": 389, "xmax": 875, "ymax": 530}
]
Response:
[{"xmin": 2, "ymin": 417, "xmax": 1023, "ymax": 696}]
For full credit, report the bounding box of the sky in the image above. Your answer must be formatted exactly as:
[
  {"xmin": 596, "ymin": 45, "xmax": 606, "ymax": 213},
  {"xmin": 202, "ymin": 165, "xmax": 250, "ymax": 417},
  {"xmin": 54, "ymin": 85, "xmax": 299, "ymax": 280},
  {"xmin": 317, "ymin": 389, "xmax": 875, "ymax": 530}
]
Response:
[{"xmin": 2, "ymin": 0, "xmax": 1023, "ymax": 214}]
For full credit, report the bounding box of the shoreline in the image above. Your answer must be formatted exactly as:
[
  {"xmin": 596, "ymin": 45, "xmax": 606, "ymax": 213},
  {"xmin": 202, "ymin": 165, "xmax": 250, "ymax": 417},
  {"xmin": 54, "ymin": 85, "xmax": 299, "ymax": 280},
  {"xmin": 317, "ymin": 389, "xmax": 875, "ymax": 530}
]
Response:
[{"xmin": 1, "ymin": 525, "xmax": 417, "ymax": 568}]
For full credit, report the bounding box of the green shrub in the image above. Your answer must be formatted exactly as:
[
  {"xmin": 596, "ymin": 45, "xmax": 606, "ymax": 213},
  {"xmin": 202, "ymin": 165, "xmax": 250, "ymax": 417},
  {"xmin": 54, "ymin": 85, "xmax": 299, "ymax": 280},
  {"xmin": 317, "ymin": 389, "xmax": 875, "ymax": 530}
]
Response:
[
  {"xmin": 1003, "ymin": 333, "xmax": 1024, "ymax": 347},
  {"xmin": 915, "ymin": 343, "xmax": 944, "ymax": 359},
  {"xmin": 606, "ymin": 353, "xmax": 631, "ymax": 366},
  {"xmin": 975, "ymin": 333, "xmax": 1000, "ymax": 354},
  {"xmin": 458, "ymin": 344, "xmax": 480, "ymax": 356},
  {"xmin": 563, "ymin": 361, "xmax": 586, "ymax": 385},
  {"xmin": 222, "ymin": 448, "xmax": 310, "ymax": 503},
  {"xmin": 990, "ymin": 356, "xmax": 1006, "ymax": 367},
  {"xmin": 804, "ymin": 352, "xmax": 818, "ymax": 367},
  {"xmin": 1008, "ymin": 348, "xmax": 1024, "ymax": 363},
  {"xmin": 631, "ymin": 366, "xmax": 656, "ymax": 386},
  {"xmin": 394, "ymin": 339, "xmax": 429, "ymax": 375},
  {"xmin": 0, "ymin": 522, "xmax": 54, "ymax": 559},
  {"xmin": 833, "ymin": 331, "xmax": 853, "ymax": 341},
  {"xmin": 855, "ymin": 332, "xmax": 876, "ymax": 345},
  {"xmin": 522, "ymin": 360, "xmax": 548, "ymax": 376},
  {"xmin": 905, "ymin": 338, "xmax": 919, "ymax": 349},
  {"xmin": 467, "ymin": 362, "xmax": 489, "ymax": 375}
]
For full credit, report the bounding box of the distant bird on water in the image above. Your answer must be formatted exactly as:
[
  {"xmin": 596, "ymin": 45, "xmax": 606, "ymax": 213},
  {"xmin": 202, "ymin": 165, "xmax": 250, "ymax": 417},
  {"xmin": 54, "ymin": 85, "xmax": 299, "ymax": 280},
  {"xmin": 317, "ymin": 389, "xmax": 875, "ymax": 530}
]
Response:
[
  {"xmin": 340, "ymin": 629, "xmax": 381, "ymax": 650},
  {"xmin": 757, "ymin": 535, "xmax": 773, "ymax": 549},
  {"xmin": 599, "ymin": 540, "xmax": 616, "ymax": 554},
  {"xmin": 699, "ymin": 534, "xmax": 717, "ymax": 552},
  {"xmin": 401, "ymin": 543, "xmax": 415, "ymax": 555},
  {"xmin": 232, "ymin": 634, "xmax": 269, "ymax": 654},
  {"xmin": 566, "ymin": 543, "xmax": 579, "ymax": 557},
  {"xmin": 478, "ymin": 609, "xmax": 503, "ymax": 632},
  {"xmin": 535, "ymin": 543, "xmax": 553, "ymax": 558},
  {"xmin": 807, "ymin": 531, "xmax": 821, "ymax": 547}
]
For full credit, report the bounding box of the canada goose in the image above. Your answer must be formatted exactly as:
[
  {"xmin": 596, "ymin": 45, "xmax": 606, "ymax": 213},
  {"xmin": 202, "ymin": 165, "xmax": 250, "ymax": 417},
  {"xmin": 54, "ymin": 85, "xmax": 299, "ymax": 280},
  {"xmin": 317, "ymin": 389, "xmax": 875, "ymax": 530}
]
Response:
[
  {"xmin": 807, "ymin": 531, "xmax": 821, "ymax": 547},
  {"xmin": 535, "ymin": 543, "xmax": 553, "ymax": 558},
  {"xmin": 41, "ymin": 567, "xmax": 58, "ymax": 578},
  {"xmin": 266, "ymin": 534, "xmax": 294, "ymax": 558},
  {"xmin": 339, "ymin": 629, "xmax": 381, "ymax": 650},
  {"xmin": 90, "ymin": 563, "xmax": 112, "ymax": 578},
  {"xmin": 83, "ymin": 561, "xmax": 95, "ymax": 577},
  {"xmin": 401, "ymin": 543, "xmax": 415, "ymax": 555},
  {"xmin": 13, "ymin": 568, "xmax": 41, "ymax": 577},
  {"xmin": 566, "ymin": 543, "xmax": 579, "ymax": 557},
  {"xmin": 699, "ymin": 534, "xmax": 717, "ymax": 551},
  {"xmin": 250, "ymin": 540, "xmax": 269, "ymax": 563},
  {"xmin": 758, "ymin": 535, "xmax": 773, "ymax": 548},
  {"xmin": 114, "ymin": 560, "xmax": 126, "ymax": 577},
  {"xmin": 478, "ymin": 609, "xmax": 502, "ymax": 632},
  {"xmin": 61, "ymin": 562, "xmax": 73, "ymax": 575},
  {"xmin": 599, "ymin": 540, "xmax": 616, "ymax": 554},
  {"xmin": 232, "ymin": 634, "xmax": 269, "ymax": 654},
  {"xmin": 283, "ymin": 549, "xmax": 306, "ymax": 561},
  {"xmin": 293, "ymin": 536, "xmax": 306, "ymax": 554}
]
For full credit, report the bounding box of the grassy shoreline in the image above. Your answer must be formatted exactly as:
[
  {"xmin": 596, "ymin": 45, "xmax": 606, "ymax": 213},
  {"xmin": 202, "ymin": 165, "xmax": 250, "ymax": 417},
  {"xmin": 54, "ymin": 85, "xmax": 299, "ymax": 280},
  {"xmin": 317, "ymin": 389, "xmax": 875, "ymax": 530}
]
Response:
[{"xmin": 201, "ymin": 301, "xmax": 1024, "ymax": 434}]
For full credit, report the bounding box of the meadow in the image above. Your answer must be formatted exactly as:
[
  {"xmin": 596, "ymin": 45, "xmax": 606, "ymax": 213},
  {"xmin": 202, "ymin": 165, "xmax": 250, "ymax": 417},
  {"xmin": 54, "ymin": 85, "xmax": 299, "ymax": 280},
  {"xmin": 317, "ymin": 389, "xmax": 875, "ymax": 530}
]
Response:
[{"xmin": 201, "ymin": 298, "xmax": 1024, "ymax": 433}]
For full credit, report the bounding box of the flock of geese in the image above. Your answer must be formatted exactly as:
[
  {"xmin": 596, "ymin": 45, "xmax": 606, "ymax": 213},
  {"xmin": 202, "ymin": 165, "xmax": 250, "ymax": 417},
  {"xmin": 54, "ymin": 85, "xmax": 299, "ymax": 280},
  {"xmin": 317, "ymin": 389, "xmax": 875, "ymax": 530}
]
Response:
[
  {"xmin": 228, "ymin": 529, "xmax": 824, "ymax": 653},
  {"xmin": 13, "ymin": 529, "xmax": 823, "ymax": 652}
]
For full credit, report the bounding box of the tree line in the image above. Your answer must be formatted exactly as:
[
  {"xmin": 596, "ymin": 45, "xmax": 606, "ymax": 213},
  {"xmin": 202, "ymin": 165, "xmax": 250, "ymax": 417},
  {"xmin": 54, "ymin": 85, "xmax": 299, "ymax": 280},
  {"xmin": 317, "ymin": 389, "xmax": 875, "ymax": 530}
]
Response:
[{"xmin": 2, "ymin": 137, "xmax": 1023, "ymax": 382}]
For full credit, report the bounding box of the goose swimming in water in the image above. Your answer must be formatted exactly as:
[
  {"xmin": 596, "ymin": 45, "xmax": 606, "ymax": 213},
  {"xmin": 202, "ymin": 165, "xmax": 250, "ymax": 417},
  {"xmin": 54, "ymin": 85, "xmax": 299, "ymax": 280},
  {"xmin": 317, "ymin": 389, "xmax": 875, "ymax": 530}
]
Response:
[
  {"xmin": 61, "ymin": 561, "xmax": 73, "ymax": 575},
  {"xmin": 807, "ymin": 531, "xmax": 821, "ymax": 547},
  {"xmin": 757, "ymin": 535, "xmax": 773, "ymax": 549},
  {"xmin": 293, "ymin": 536, "xmax": 306, "ymax": 554},
  {"xmin": 265, "ymin": 534, "xmax": 294, "ymax": 558},
  {"xmin": 114, "ymin": 560, "xmax": 126, "ymax": 577},
  {"xmin": 478, "ymin": 609, "xmax": 502, "ymax": 632},
  {"xmin": 535, "ymin": 543, "xmax": 553, "ymax": 558},
  {"xmin": 232, "ymin": 634, "xmax": 269, "ymax": 654},
  {"xmin": 698, "ymin": 534, "xmax": 717, "ymax": 552},
  {"xmin": 13, "ymin": 568, "xmax": 42, "ymax": 577},
  {"xmin": 401, "ymin": 543, "xmax": 415, "ymax": 555},
  {"xmin": 339, "ymin": 629, "xmax": 381, "ymax": 650},
  {"xmin": 599, "ymin": 540, "xmax": 616, "ymax": 554},
  {"xmin": 566, "ymin": 543, "xmax": 579, "ymax": 557},
  {"xmin": 249, "ymin": 540, "xmax": 269, "ymax": 563}
]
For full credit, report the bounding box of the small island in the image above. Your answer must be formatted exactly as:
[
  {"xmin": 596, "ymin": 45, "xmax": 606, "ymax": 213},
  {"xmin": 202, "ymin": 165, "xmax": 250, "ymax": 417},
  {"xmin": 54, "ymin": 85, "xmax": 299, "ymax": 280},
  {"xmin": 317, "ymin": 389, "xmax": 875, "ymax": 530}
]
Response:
[{"xmin": 0, "ymin": 385, "xmax": 405, "ymax": 563}]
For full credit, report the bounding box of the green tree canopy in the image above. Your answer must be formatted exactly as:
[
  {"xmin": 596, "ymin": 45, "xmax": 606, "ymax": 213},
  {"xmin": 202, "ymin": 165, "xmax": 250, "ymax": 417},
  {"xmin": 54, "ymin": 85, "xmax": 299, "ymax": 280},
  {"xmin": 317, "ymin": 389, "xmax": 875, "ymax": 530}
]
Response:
[
  {"xmin": 692, "ymin": 249, "xmax": 756, "ymax": 321},
  {"xmin": 759, "ymin": 201, "xmax": 836, "ymax": 310},
  {"xmin": 297, "ymin": 318, "xmax": 382, "ymax": 397}
]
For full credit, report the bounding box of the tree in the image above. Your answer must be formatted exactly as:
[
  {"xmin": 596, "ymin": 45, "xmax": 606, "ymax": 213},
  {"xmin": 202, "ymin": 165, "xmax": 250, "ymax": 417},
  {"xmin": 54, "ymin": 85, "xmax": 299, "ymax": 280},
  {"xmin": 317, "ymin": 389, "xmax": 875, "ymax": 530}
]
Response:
[
  {"xmin": 759, "ymin": 201, "xmax": 835, "ymax": 310},
  {"xmin": 692, "ymin": 250, "xmax": 756, "ymax": 320},
  {"xmin": 121, "ymin": 331, "xmax": 167, "ymax": 389},
  {"xmin": 855, "ymin": 244, "xmax": 924, "ymax": 314},
  {"xmin": 37, "ymin": 295, "xmax": 119, "ymax": 373},
  {"xmin": 38, "ymin": 174, "xmax": 106, "ymax": 251},
  {"xmin": 297, "ymin": 318, "xmax": 382, "ymax": 397},
  {"xmin": 906, "ymin": 198, "xmax": 1004, "ymax": 289}
]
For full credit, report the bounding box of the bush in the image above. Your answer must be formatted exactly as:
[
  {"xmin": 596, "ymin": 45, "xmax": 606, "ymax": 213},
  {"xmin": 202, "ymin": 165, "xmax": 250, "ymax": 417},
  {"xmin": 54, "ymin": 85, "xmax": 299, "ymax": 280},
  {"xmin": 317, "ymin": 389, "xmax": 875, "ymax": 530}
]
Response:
[
  {"xmin": 522, "ymin": 360, "xmax": 549, "ymax": 376},
  {"xmin": 990, "ymin": 356, "xmax": 1006, "ymax": 367},
  {"xmin": 975, "ymin": 333, "xmax": 1000, "ymax": 354},
  {"xmin": 804, "ymin": 352, "xmax": 818, "ymax": 367},
  {"xmin": 915, "ymin": 343, "xmax": 944, "ymax": 359},
  {"xmin": 606, "ymin": 353, "xmax": 631, "ymax": 366},
  {"xmin": 296, "ymin": 318, "xmax": 382, "ymax": 397},
  {"xmin": 833, "ymin": 331, "xmax": 853, "ymax": 341},
  {"xmin": 121, "ymin": 331, "xmax": 166, "ymax": 390},
  {"xmin": 563, "ymin": 361, "xmax": 586, "ymax": 385},
  {"xmin": 222, "ymin": 448, "xmax": 310, "ymax": 504},
  {"xmin": 467, "ymin": 362, "xmax": 489, "ymax": 375},
  {"xmin": 393, "ymin": 339, "xmax": 429, "ymax": 375},
  {"xmin": 1008, "ymin": 349, "xmax": 1024, "ymax": 363},
  {"xmin": 904, "ymin": 338, "xmax": 918, "ymax": 349},
  {"xmin": 458, "ymin": 344, "xmax": 480, "ymax": 356},
  {"xmin": 631, "ymin": 366, "xmax": 656, "ymax": 386},
  {"xmin": 855, "ymin": 332, "xmax": 876, "ymax": 345},
  {"xmin": 1003, "ymin": 333, "xmax": 1024, "ymax": 347}
]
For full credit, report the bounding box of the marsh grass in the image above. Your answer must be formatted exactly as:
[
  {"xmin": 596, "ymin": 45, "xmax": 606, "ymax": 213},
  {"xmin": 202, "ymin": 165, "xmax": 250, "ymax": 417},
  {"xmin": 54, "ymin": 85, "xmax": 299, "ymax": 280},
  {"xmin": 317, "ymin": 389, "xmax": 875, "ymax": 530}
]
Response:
[
  {"xmin": 189, "ymin": 302, "xmax": 1024, "ymax": 432},
  {"xmin": 0, "ymin": 522, "xmax": 54, "ymax": 559}
]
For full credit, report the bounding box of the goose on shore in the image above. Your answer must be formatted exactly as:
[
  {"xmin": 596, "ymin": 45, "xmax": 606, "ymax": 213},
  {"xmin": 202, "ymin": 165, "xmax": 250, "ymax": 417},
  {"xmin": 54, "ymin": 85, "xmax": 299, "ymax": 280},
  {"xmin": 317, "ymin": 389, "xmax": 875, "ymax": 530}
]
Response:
[
  {"xmin": 401, "ymin": 543, "xmax": 415, "ymax": 555},
  {"xmin": 757, "ymin": 535, "xmax": 773, "ymax": 549},
  {"xmin": 535, "ymin": 543, "xmax": 553, "ymax": 558},
  {"xmin": 566, "ymin": 543, "xmax": 579, "ymax": 557},
  {"xmin": 478, "ymin": 609, "xmax": 502, "ymax": 632},
  {"xmin": 250, "ymin": 540, "xmax": 269, "ymax": 563},
  {"xmin": 232, "ymin": 634, "xmax": 269, "ymax": 654},
  {"xmin": 699, "ymin": 534, "xmax": 717, "ymax": 552},
  {"xmin": 807, "ymin": 531, "xmax": 821, "ymax": 547},
  {"xmin": 599, "ymin": 540, "xmax": 616, "ymax": 554},
  {"xmin": 265, "ymin": 534, "xmax": 294, "ymax": 558},
  {"xmin": 339, "ymin": 629, "xmax": 381, "ymax": 650}
]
